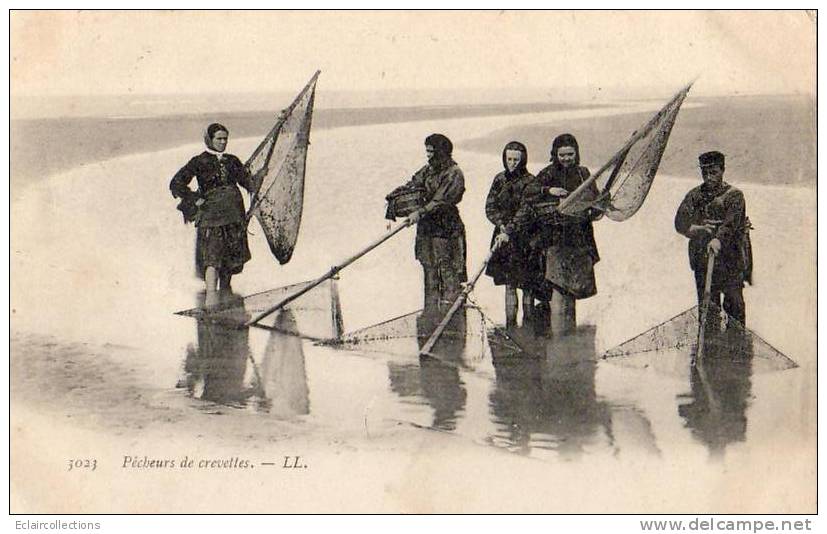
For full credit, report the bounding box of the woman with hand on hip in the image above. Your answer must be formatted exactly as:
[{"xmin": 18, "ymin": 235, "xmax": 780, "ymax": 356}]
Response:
[{"xmin": 170, "ymin": 123, "xmax": 265, "ymax": 301}]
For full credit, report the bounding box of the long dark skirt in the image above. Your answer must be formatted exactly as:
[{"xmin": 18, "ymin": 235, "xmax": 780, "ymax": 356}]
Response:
[
  {"xmin": 544, "ymin": 245, "xmax": 597, "ymax": 300},
  {"xmin": 485, "ymin": 230, "xmax": 535, "ymax": 288},
  {"xmin": 524, "ymin": 248, "xmax": 552, "ymax": 300},
  {"xmin": 195, "ymin": 222, "xmax": 251, "ymax": 279}
]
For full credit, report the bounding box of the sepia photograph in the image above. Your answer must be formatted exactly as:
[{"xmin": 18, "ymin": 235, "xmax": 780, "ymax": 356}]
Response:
[{"xmin": 9, "ymin": 10, "xmax": 817, "ymax": 515}]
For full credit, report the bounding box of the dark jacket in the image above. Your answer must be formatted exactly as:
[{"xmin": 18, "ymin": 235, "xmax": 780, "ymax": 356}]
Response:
[
  {"xmin": 484, "ymin": 143, "xmax": 537, "ymax": 287},
  {"xmin": 675, "ymin": 181, "xmax": 749, "ymax": 282},
  {"xmin": 485, "ymin": 142, "xmax": 535, "ymax": 235},
  {"xmin": 170, "ymin": 152, "xmax": 256, "ymax": 227},
  {"xmin": 485, "ymin": 170, "xmax": 536, "ymax": 235},
  {"xmin": 402, "ymin": 158, "xmax": 466, "ymax": 240},
  {"xmin": 527, "ymin": 163, "xmax": 600, "ymax": 262}
]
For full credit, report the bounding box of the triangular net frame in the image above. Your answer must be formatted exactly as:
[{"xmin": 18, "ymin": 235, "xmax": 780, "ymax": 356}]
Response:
[
  {"xmin": 599, "ymin": 93, "xmax": 685, "ymax": 221},
  {"xmin": 176, "ymin": 278, "xmax": 344, "ymax": 341},
  {"xmin": 559, "ymin": 84, "xmax": 690, "ymax": 220},
  {"xmin": 323, "ymin": 305, "xmax": 501, "ymax": 367},
  {"xmin": 246, "ymin": 72, "xmax": 319, "ymax": 264},
  {"xmin": 602, "ymin": 303, "xmax": 797, "ymax": 374}
]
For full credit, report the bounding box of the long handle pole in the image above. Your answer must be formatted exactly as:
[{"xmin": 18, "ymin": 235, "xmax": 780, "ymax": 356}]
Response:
[
  {"xmin": 694, "ymin": 357, "xmax": 722, "ymax": 415},
  {"xmin": 695, "ymin": 250, "xmax": 717, "ymax": 365},
  {"xmin": 418, "ymin": 245, "xmax": 498, "ymax": 357},
  {"xmin": 557, "ymin": 82, "xmax": 693, "ymax": 213},
  {"xmin": 244, "ymin": 219, "xmax": 412, "ymax": 327}
]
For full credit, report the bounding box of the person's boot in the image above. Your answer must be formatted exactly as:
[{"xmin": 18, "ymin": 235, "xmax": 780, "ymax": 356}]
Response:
[
  {"xmin": 550, "ymin": 290, "xmax": 576, "ymax": 337},
  {"xmin": 218, "ymin": 271, "xmax": 233, "ymax": 292},
  {"xmin": 205, "ymin": 289, "xmax": 220, "ymax": 308},
  {"xmin": 723, "ymin": 289, "xmax": 746, "ymax": 327},
  {"xmin": 521, "ymin": 290, "xmax": 535, "ymax": 326},
  {"xmin": 439, "ymin": 265, "xmax": 462, "ymax": 311},
  {"xmin": 423, "ymin": 267, "xmax": 440, "ymax": 312},
  {"xmin": 533, "ymin": 300, "xmax": 550, "ymax": 336},
  {"xmin": 505, "ymin": 287, "xmax": 518, "ymax": 329}
]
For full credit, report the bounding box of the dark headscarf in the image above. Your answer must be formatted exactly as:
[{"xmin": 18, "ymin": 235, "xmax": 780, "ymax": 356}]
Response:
[
  {"xmin": 204, "ymin": 123, "xmax": 229, "ymax": 150},
  {"xmin": 699, "ymin": 150, "xmax": 726, "ymax": 169},
  {"xmin": 425, "ymin": 133, "xmax": 453, "ymax": 160},
  {"xmin": 501, "ymin": 141, "xmax": 528, "ymax": 177},
  {"xmin": 549, "ymin": 133, "xmax": 580, "ymax": 167}
]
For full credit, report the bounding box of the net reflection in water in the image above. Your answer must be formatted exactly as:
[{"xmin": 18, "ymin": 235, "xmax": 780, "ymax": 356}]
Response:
[
  {"xmin": 327, "ymin": 305, "xmax": 493, "ymax": 365},
  {"xmin": 176, "ymin": 278, "xmax": 344, "ymax": 341}
]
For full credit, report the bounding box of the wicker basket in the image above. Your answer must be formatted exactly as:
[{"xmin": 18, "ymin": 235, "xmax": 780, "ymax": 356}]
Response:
[{"xmin": 387, "ymin": 187, "xmax": 426, "ymax": 217}]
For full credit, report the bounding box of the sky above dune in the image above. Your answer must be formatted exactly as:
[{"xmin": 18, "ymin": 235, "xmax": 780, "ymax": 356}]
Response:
[{"xmin": 11, "ymin": 10, "xmax": 816, "ymax": 99}]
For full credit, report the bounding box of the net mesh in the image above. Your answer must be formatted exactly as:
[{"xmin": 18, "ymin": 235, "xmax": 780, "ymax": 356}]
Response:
[
  {"xmin": 559, "ymin": 85, "xmax": 689, "ymax": 220},
  {"xmin": 246, "ymin": 130, "xmax": 276, "ymax": 184},
  {"xmin": 602, "ymin": 303, "xmax": 797, "ymax": 373},
  {"xmin": 324, "ymin": 305, "xmax": 496, "ymax": 365},
  {"xmin": 176, "ymin": 278, "xmax": 343, "ymax": 341},
  {"xmin": 599, "ymin": 95, "xmax": 684, "ymax": 221},
  {"xmin": 247, "ymin": 74, "xmax": 318, "ymax": 264}
]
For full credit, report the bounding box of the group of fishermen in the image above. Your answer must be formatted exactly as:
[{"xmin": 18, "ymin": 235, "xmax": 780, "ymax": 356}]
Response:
[
  {"xmin": 171, "ymin": 125, "xmax": 751, "ymax": 334},
  {"xmin": 384, "ymin": 133, "xmax": 601, "ymax": 335},
  {"xmin": 385, "ymin": 133, "xmax": 751, "ymax": 335}
]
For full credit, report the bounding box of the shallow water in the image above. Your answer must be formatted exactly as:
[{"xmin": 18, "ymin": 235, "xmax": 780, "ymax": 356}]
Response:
[
  {"xmin": 160, "ymin": 292, "xmax": 802, "ymax": 467},
  {"xmin": 10, "ymin": 103, "xmax": 816, "ymax": 512}
]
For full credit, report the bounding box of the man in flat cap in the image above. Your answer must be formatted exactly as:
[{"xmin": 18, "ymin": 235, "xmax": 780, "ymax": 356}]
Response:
[{"xmin": 675, "ymin": 151, "xmax": 752, "ymax": 325}]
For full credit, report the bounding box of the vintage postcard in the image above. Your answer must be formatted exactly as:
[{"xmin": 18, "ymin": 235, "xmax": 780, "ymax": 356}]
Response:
[{"xmin": 9, "ymin": 10, "xmax": 816, "ymax": 514}]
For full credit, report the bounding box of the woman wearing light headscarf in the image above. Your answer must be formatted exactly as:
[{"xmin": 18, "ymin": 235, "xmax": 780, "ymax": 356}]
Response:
[
  {"xmin": 170, "ymin": 123, "xmax": 265, "ymax": 297},
  {"xmin": 528, "ymin": 133, "xmax": 602, "ymax": 335}
]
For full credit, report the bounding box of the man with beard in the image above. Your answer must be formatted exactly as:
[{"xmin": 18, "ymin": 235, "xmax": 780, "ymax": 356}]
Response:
[
  {"xmin": 388, "ymin": 134, "xmax": 467, "ymax": 311},
  {"xmin": 675, "ymin": 151, "xmax": 751, "ymax": 325}
]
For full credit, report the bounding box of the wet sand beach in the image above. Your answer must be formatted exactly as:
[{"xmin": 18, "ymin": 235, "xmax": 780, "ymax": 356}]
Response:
[
  {"xmin": 460, "ymin": 94, "xmax": 815, "ymax": 187},
  {"xmin": 10, "ymin": 97, "xmax": 816, "ymax": 513},
  {"xmin": 10, "ymin": 100, "xmax": 606, "ymax": 201}
]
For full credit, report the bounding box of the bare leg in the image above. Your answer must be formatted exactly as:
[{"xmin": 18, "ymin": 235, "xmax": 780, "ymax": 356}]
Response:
[
  {"xmin": 550, "ymin": 288, "xmax": 576, "ymax": 336},
  {"xmin": 205, "ymin": 266, "xmax": 219, "ymax": 293},
  {"xmin": 505, "ymin": 285, "xmax": 518, "ymax": 328},
  {"xmin": 205, "ymin": 266, "xmax": 219, "ymax": 307}
]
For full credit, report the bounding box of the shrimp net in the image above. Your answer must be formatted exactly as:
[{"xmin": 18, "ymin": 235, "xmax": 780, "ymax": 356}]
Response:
[
  {"xmin": 602, "ymin": 303, "xmax": 797, "ymax": 374},
  {"xmin": 176, "ymin": 278, "xmax": 344, "ymax": 341},
  {"xmin": 246, "ymin": 71, "xmax": 319, "ymax": 264},
  {"xmin": 321, "ymin": 303, "xmax": 528, "ymax": 370},
  {"xmin": 559, "ymin": 84, "xmax": 690, "ymax": 221}
]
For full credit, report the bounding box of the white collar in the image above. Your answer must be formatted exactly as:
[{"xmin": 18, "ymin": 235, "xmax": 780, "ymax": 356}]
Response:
[{"xmin": 206, "ymin": 148, "xmax": 225, "ymax": 159}]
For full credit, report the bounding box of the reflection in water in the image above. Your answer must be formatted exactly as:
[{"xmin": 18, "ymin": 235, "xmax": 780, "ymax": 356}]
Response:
[
  {"xmin": 488, "ymin": 325, "xmax": 614, "ymax": 458},
  {"xmin": 257, "ymin": 310, "xmax": 310, "ymax": 417},
  {"xmin": 383, "ymin": 318, "xmax": 660, "ymax": 458},
  {"xmin": 387, "ymin": 308, "xmax": 468, "ymax": 431},
  {"xmin": 677, "ymin": 331, "xmax": 754, "ymax": 458},
  {"xmin": 179, "ymin": 291, "xmax": 309, "ymax": 417},
  {"xmin": 180, "ymin": 291, "xmax": 255, "ymax": 406}
]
